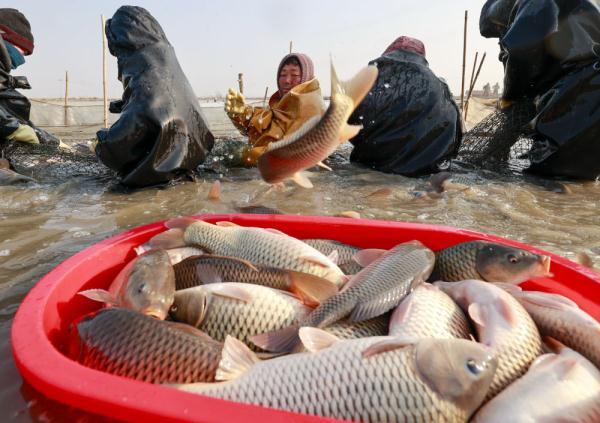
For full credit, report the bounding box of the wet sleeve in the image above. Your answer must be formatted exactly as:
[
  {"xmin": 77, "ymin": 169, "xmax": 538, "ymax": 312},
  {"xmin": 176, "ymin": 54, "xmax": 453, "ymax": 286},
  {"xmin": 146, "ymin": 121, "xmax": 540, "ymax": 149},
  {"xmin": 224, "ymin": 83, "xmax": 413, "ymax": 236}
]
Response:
[
  {"xmin": 0, "ymin": 104, "xmax": 21, "ymax": 139},
  {"xmin": 95, "ymin": 109, "xmax": 152, "ymax": 173},
  {"xmin": 500, "ymin": 0, "xmax": 559, "ymax": 100},
  {"xmin": 228, "ymin": 105, "xmax": 262, "ymax": 135}
]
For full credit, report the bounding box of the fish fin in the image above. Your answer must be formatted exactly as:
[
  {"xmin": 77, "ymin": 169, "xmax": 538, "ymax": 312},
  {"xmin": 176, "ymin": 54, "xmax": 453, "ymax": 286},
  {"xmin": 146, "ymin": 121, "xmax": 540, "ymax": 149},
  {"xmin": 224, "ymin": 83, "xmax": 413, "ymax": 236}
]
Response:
[
  {"xmin": 468, "ymin": 303, "xmax": 486, "ymax": 327},
  {"xmin": 390, "ymin": 297, "xmax": 413, "ymax": 326},
  {"xmin": 336, "ymin": 211, "xmax": 360, "ymax": 219},
  {"xmin": 78, "ymin": 289, "xmax": 118, "ymax": 306},
  {"xmin": 167, "ymin": 382, "xmax": 212, "ymax": 392},
  {"xmin": 362, "ymin": 338, "xmax": 415, "ymax": 359},
  {"xmin": 518, "ymin": 291, "xmax": 579, "ymax": 311},
  {"xmin": 338, "ymin": 124, "xmax": 362, "ymax": 143},
  {"xmin": 299, "ymin": 254, "xmax": 333, "ymax": 268},
  {"xmin": 327, "ymin": 250, "xmax": 339, "ymax": 265},
  {"xmin": 195, "ymin": 263, "xmax": 223, "ymax": 284},
  {"xmin": 215, "ymin": 221, "xmax": 239, "ymax": 227},
  {"xmin": 215, "ymin": 335, "xmax": 260, "ymax": 381},
  {"xmin": 166, "ymin": 321, "xmax": 215, "ymax": 342},
  {"xmin": 287, "ymin": 271, "xmax": 338, "ymax": 307},
  {"xmin": 352, "ymin": 248, "xmax": 386, "ymax": 267},
  {"xmin": 299, "ymin": 327, "xmax": 341, "ymax": 352},
  {"xmin": 543, "ymin": 336, "xmax": 566, "ymax": 353},
  {"xmin": 262, "ymin": 227, "xmax": 288, "ymax": 236},
  {"xmin": 496, "ymin": 297, "xmax": 518, "ymax": 325},
  {"xmin": 291, "ymin": 172, "xmax": 313, "ymax": 189},
  {"xmin": 339, "ymin": 274, "xmax": 362, "ymax": 293},
  {"xmin": 165, "ymin": 216, "xmax": 198, "ymax": 231},
  {"xmin": 207, "ymin": 284, "xmax": 255, "ymax": 303},
  {"xmin": 334, "ymin": 62, "xmax": 378, "ymax": 108},
  {"xmin": 316, "ymin": 161, "xmax": 332, "ymax": 171},
  {"xmin": 207, "ymin": 180, "xmax": 221, "ymax": 201},
  {"xmin": 250, "ymin": 325, "xmax": 301, "ymax": 353},
  {"xmin": 146, "ymin": 228, "xmax": 187, "ymax": 250},
  {"xmin": 204, "ymin": 255, "xmax": 259, "ymax": 272}
]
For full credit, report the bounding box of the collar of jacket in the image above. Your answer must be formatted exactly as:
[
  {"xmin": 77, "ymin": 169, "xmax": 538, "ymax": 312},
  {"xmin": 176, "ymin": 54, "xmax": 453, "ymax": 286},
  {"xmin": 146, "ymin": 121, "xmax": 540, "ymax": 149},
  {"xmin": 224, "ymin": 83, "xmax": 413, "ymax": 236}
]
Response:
[{"xmin": 270, "ymin": 78, "xmax": 320, "ymax": 107}]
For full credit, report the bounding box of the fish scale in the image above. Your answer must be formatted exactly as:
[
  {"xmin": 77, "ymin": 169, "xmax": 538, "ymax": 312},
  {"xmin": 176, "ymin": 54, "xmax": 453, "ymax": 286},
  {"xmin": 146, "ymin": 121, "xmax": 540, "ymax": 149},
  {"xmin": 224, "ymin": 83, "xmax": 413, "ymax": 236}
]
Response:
[
  {"xmin": 183, "ymin": 221, "xmax": 345, "ymax": 284},
  {"xmin": 194, "ymin": 337, "xmax": 480, "ymax": 422},
  {"xmin": 73, "ymin": 308, "xmax": 222, "ymax": 383},
  {"xmin": 303, "ymin": 239, "xmax": 362, "ymax": 275},
  {"xmin": 304, "ymin": 242, "xmax": 435, "ymax": 328},
  {"xmin": 389, "ymin": 284, "xmax": 472, "ymax": 340},
  {"xmin": 432, "ymin": 242, "xmax": 482, "ymax": 281}
]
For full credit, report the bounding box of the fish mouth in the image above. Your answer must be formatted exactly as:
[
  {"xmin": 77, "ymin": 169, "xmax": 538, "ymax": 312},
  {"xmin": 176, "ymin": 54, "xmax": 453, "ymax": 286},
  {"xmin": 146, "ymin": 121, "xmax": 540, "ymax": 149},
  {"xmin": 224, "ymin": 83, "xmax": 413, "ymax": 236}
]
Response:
[
  {"xmin": 537, "ymin": 255, "xmax": 553, "ymax": 278},
  {"xmin": 143, "ymin": 308, "xmax": 166, "ymax": 320}
]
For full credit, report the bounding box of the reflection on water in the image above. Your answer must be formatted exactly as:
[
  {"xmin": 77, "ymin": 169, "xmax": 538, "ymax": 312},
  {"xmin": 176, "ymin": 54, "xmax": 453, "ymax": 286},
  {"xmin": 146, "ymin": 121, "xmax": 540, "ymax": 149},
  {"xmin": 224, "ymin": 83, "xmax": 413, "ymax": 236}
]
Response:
[{"xmin": 1, "ymin": 132, "xmax": 600, "ymax": 420}]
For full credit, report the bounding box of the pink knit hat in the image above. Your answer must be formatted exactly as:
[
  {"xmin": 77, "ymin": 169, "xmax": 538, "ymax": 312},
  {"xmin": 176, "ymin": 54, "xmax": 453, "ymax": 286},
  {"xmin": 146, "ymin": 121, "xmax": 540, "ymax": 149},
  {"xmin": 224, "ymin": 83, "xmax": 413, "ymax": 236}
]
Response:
[
  {"xmin": 276, "ymin": 53, "xmax": 315, "ymax": 94},
  {"xmin": 382, "ymin": 36, "xmax": 426, "ymax": 57}
]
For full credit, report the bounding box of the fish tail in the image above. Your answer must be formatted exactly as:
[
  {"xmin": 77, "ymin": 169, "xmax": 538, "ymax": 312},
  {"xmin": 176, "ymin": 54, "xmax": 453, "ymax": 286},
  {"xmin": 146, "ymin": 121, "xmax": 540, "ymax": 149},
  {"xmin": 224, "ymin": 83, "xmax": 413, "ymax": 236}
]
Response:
[
  {"xmin": 146, "ymin": 228, "xmax": 187, "ymax": 250},
  {"xmin": 287, "ymin": 271, "xmax": 338, "ymax": 307},
  {"xmin": 250, "ymin": 325, "xmax": 301, "ymax": 354},
  {"xmin": 330, "ymin": 59, "xmax": 378, "ymax": 110}
]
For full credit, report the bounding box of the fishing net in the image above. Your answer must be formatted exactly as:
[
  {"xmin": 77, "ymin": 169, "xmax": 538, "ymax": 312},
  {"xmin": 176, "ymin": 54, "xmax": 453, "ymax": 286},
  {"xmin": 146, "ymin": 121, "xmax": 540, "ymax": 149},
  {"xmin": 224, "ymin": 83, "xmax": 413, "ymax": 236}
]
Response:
[
  {"xmin": 0, "ymin": 137, "xmax": 116, "ymax": 182},
  {"xmin": 457, "ymin": 100, "xmax": 537, "ymax": 172}
]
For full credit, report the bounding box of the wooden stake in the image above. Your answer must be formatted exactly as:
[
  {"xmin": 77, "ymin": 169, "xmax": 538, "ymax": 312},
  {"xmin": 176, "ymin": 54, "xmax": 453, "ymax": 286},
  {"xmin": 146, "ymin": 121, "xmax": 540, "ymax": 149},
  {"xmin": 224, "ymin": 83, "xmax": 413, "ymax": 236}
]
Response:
[
  {"xmin": 64, "ymin": 70, "xmax": 69, "ymax": 126},
  {"xmin": 101, "ymin": 15, "xmax": 109, "ymax": 128},
  {"xmin": 460, "ymin": 10, "xmax": 468, "ymax": 112},
  {"xmin": 289, "ymin": 41, "xmax": 292, "ymax": 54},
  {"xmin": 468, "ymin": 52, "xmax": 478, "ymax": 99},
  {"xmin": 263, "ymin": 86, "xmax": 269, "ymax": 107},
  {"xmin": 464, "ymin": 52, "xmax": 487, "ymax": 120},
  {"xmin": 238, "ymin": 73, "xmax": 244, "ymax": 94}
]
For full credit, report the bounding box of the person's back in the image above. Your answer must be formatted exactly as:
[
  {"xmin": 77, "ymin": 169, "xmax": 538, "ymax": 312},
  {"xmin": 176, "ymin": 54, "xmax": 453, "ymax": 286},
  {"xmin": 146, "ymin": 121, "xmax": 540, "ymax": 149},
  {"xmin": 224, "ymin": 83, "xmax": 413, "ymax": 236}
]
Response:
[{"xmin": 348, "ymin": 36, "xmax": 462, "ymax": 176}]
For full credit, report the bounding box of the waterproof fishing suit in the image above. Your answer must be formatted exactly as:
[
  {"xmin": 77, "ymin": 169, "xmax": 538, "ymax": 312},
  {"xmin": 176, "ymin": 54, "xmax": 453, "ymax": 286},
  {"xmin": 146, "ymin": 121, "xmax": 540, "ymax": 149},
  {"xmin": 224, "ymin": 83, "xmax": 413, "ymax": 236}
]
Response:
[
  {"xmin": 348, "ymin": 50, "xmax": 462, "ymax": 176},
  {"xmin": 0, "ymin": 36, "xmax": 57, "ymax": 147},
  {"xmin": 481, "ymin": 0, "xmax": 600, "ymax": 180},
  {"xmin": 96, "ymin": 6, "xmax": 214, "ymax": 187}
]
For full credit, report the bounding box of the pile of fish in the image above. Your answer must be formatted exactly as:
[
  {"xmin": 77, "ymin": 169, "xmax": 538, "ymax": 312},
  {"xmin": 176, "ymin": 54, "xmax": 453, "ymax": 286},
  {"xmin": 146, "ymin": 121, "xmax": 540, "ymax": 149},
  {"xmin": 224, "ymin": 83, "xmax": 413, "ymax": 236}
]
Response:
[{"xmin": 71, "ymin": 218, "xmax": 600, "ymax": 422}]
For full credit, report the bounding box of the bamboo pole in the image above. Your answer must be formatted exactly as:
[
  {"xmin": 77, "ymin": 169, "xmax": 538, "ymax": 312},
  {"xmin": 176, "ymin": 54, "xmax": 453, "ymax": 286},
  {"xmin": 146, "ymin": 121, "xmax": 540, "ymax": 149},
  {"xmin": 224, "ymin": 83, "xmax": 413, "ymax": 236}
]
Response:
[
  {"xmin": 64, "ymin": 71, "xmax": 69, "ymax": 126},
  {"xmin": 464, "ymin": 52, "xmax": 487, "ymax": 120},
  {"xmin": 101, "ymin": 15, "xmax": 109, "ymax": 128},
  {"xmin": 263, "ymin": 86, "xmax": 269, "ymax": 107},
  {"xmin": 468, "ymin": 52, "xmax": 479, "ymax": 99},
  {"xmin": 238, "ymin": 73, "xmax": 244, "ymax": 94},
  {"xmin": 289, "ymin": 41, "xmax": 293, "ymax": 54},
  {"xmin": 460, "ymin": 10, "xmax": 468, "ymax": 112}
]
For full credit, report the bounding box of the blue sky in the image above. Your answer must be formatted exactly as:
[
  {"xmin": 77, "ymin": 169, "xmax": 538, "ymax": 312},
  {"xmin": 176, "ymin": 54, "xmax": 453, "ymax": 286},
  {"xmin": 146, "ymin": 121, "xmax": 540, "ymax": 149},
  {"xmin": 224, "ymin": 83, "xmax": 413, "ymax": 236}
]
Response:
[{"xmin": 7, "ymin": 1, "xmax": 504, "ymax": 99}]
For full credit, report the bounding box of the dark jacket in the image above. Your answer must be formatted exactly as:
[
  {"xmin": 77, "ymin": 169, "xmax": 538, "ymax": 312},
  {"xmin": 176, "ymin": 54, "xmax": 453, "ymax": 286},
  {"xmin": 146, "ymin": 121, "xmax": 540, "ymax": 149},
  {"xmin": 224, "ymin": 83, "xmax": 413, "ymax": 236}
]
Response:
[
  {"xmin": 348, "ymin": 50, "xmax": 462, "ymax": 176},
  {"xmin": 96, "ymin": 6, "xmax": 214, "ymax": 187},
  {"xmin": 481, "ymin": 0, "xmax": 600, "ymax": 179},
  {"xmin": 0, "ymin": 37, "xmax": 56, "ymax": 144}
]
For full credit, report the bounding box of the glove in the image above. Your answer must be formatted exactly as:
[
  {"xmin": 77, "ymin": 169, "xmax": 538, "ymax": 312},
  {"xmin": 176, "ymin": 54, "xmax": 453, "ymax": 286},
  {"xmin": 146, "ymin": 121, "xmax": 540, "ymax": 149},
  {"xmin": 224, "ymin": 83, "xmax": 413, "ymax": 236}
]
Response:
[
  {"xmin": 225, "ymin": 88, "xmax": 247, "ymax": 116},
  {"xmin": 499, "ymin": 98, "xmax": 514, "ymax": 110},
  {"xmin": 89, "ymin": 138, "xmax": 99, "ymax": 154},
  {"xmin": 7, "ymin": 124, "xmax": 39, "ymax": 144}
]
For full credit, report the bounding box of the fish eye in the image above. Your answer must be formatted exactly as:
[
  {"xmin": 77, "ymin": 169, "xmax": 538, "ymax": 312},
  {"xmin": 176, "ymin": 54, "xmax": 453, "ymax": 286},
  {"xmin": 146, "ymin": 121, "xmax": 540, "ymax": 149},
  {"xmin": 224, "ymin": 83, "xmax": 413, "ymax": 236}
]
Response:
[
  {"xmin": 169, "ymin": 305, "xmax": 178, "ymax": 313},
  {"xmin": 508, "ymin": 254, "xmax": 518, "ymax": 264},
  {"xmin": 466, "ymin": 359, "xmax": 487, "ymax": 375},
  {"xmin": 137, "ymin": 283, "xmax": 147, "ymax": 294}
]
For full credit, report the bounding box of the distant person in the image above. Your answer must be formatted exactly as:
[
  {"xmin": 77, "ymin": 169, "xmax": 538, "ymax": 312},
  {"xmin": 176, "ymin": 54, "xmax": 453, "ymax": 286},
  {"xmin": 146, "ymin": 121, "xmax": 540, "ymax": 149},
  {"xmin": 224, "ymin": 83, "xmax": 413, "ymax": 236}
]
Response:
[
  {"xmin": 481, "ymin": 0, "xmax": 600, "ymax": 180},
  {"xmin": 0, "ymin": 8, "xmax": 59, "ymax": 149},
  {"xmin": 348, "ymin": 36, "xmax": 462, "ymax": 176},
  {"xmin": 483, "ymin": 83, "xmax": 491, "ymax": 97},
  {"xmin": 492, "ymin": 82, "xmax": 500, "ymax": 97},
  {"xmin": 224, "ymin": 53, "xmax": 325, "ymax": 166},
  {"xmin": 94, "ymin": 6, "xmax": 214, "ymax": 188}
]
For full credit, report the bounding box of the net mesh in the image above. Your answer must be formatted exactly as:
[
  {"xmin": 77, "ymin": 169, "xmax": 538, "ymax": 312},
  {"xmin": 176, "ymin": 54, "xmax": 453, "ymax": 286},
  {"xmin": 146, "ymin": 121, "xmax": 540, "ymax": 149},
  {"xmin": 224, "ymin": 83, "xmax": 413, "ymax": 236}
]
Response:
[{"xmin": 457, "ymin": 100, "xmax": 537, "ymax": 172}]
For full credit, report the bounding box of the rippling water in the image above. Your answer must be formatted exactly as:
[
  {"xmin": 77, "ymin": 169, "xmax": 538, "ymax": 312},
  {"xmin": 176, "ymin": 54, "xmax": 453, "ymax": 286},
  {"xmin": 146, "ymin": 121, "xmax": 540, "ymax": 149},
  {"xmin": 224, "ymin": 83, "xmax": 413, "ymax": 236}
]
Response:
[{"xmin": 1, "ymin": 108, "xmax": 599, "ymax": 421}]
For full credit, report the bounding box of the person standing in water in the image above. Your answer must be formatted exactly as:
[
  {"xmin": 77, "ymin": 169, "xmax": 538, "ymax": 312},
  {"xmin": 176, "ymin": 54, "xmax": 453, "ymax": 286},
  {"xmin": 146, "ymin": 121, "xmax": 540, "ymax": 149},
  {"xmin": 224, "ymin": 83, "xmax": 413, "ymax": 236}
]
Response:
[
  {"xmin": 224, "ymin": 53, "xmax": 325, "ymax": 166},
  {"xmin": 347, "ymin": 36, "xmax": 462, "ymax": 176},
  {"xmin": 0, "ymin": 8, "xmax": 59, "ymax": 148}
]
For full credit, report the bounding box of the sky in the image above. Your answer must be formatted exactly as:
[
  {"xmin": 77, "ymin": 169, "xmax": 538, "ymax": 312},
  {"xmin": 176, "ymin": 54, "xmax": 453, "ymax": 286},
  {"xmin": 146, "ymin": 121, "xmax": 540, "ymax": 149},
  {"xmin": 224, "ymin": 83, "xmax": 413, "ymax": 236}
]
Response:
[{"xmin": 7, "ymin": 1, "xmax": 505, "ymax": 99}]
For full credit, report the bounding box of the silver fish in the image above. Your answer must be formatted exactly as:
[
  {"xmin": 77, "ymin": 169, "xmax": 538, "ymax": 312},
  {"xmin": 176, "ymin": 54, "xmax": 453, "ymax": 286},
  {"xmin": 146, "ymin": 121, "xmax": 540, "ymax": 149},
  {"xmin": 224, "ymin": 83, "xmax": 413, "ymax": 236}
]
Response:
[{"xmin": 302, "ymin": 238, "xmax": 363, "ymax": 275}]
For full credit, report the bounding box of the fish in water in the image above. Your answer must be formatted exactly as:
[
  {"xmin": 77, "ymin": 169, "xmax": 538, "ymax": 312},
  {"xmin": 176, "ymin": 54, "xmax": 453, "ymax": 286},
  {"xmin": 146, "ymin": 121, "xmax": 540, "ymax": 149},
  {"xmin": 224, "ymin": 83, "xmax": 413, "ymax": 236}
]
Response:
[
  {"xmin": 69, "ymin": 308, "xmax": 223, "ymax": 383},
  {"xmin": 234, "ymin": 204, "xmax": 284, "ymax": 215},
  {"xmin": 430, "ymin": 240, "xmax": 552, "ymax": 284},
  {"xmin": 496, "ymin": 283, "xmax": 600, "ymax": 369},
  {"xmin": 172, "ymin": 332, "xmax": 497, "ymax": 422},
  {"xmin": 302, "ymin": 238, "xmax": 363, "ymax": 275},
  {"xmin": 435, "ymin": 280, "xmax": 543, "ymax": 399},
  {"xmin": 473, "ymin": 341, "xmax": 600, "ymax": 423},
  {"xmin": 0, "ymin": 167, "xmax": 35, "ymax": 184},
  {"xmin": 388, "ymin": 283, "xmax": 472, "ymax": 340},
  {"xmin": 170, "ymin": 283, "xmax": 312, "ymax": 351},
  {"xmin": 257, "ymin": 61, "xmax": 378, "ymax": 188},
  {"xmin": 173, "ymin": 254, "xmax": 337, "ymax": 306},
  {"xmin": 165, "ymin": 217, "xmax": 346, "ymax": 285},
  {"xmin": 79, "ymin": 249, "xmax": 175, "ymax": 319},
  {"xmin": 252, "ymin": 241, "xmax": 434, "ymax": 353}
]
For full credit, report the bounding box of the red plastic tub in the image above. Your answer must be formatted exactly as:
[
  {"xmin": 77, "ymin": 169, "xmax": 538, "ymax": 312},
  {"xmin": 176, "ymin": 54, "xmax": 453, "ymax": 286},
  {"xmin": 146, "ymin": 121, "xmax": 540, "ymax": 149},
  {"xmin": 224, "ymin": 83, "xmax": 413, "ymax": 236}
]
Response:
[{"xmin": 11, "ymin": 214, "xmax": 600, "ymax": 422}]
